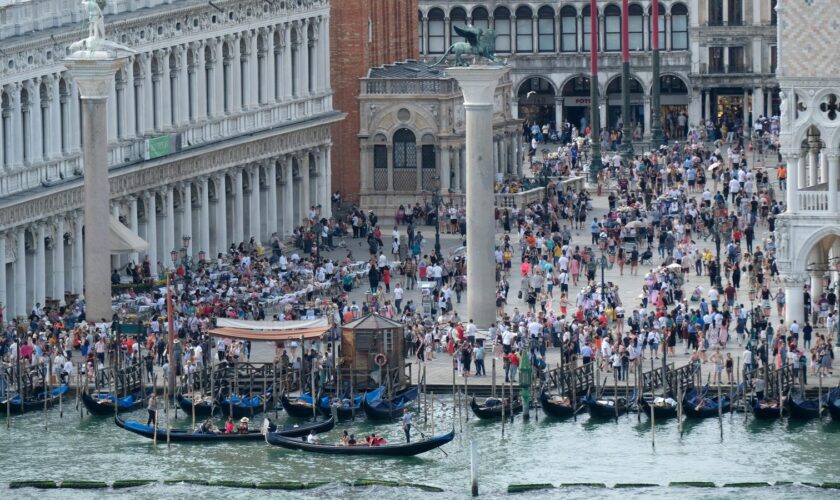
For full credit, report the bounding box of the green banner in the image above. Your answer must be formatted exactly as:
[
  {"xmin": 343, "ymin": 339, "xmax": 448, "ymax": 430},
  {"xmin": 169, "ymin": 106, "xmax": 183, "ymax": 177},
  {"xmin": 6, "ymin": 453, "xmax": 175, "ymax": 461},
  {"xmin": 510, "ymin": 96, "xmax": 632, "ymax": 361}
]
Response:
[{"xmin": 147, "ymin": 135, "xmax": 171, "ymax": 159}]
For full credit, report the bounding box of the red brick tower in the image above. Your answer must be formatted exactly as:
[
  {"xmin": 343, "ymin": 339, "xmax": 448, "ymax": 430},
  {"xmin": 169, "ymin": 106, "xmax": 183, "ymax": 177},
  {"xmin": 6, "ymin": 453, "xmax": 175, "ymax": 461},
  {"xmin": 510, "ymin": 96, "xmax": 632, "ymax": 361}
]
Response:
[{"xmin": 330, "ymin": 0, "xmax": 419, "ymax": 204}]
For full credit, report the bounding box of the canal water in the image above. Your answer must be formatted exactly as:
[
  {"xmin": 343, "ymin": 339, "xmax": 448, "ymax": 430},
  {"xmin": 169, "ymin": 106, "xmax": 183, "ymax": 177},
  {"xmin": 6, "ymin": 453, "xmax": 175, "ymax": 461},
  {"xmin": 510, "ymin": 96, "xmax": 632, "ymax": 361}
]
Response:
[{"xmin": 2, "ymin": 396, "xmax": 839, "ymax": 498}]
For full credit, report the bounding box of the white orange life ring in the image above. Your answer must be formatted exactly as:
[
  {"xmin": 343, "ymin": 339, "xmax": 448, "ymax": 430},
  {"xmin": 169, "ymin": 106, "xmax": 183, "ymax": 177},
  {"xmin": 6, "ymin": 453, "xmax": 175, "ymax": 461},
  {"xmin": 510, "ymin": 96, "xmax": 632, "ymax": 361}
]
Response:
[{"xmin": 374, "ymin": 353, "xmax": 388, "ymax": 367}]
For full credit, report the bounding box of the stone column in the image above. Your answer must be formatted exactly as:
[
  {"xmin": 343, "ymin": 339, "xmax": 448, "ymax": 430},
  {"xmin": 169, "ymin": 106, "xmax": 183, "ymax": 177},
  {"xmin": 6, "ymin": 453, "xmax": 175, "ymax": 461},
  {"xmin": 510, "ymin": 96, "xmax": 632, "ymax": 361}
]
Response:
[
  {"xmin": 784, "ymin": 273, "xmax": 808, "ymax": 325},
  {"xmin": 247, "ymin": 33, "xmax": 259, "ymax": 108},
  {"xmin": 322, "ymin": 16, "xmax": 331, "ymax": 93},
  {"xmin": 72, "ymin": 213, "xmax": 84, "ymax": 295},
  {"xmin": 753, "ymin": 87, "xmax": 764, "ymax": 120},
  {"xmin": 300, "ymin": 20, "xmax": 310, "ymax": 95},
  {"xmin": 0, "ymin": 234, "xmax": 5, "ymax": 315},
  {"xmin": 49, "ymin": 75, "xmax": 63, "ymax": 158},
  {"xmin": 283, "ymin": 157, "xmax": 295, "ymax": 236},
  {"xmin": 808, "ymin": 143, "xmax": 819, "ymax": 187},
  {"xmin": 194, "ymin": 42, "xmax": 207, "ymax": 121},
  {"xmin": 214, "ymin": 175, "xmax": 228, "ymax": 254},
  {"xmin": 324, "ymin": 146, "xmax": 333, "ymax": 218},
  {"xmin": 301, "ymin": 154, "xmax": 311, "ymax": 223},
  {"xmin": 233, "ymin": 169, "xmax": 244, "ymax": 244},
  {"xmin": 440, "ymin": 146, "xmax": 451, "ymax": 192},
  {"xmin": 797, "ymin": 153, "xmax": 807, "ymax": 190},
  {"xmin": 34, "ymin": 224, "xmax": 46, "ymax": 307},
  {"xmin": 30, "ymin": 79, "xmax": 44, "ymax": 164},
  {"xmin": 111, "ymin": 203, "xmax": 121, "ymax": 271},
  {"xmin": 123, "ymin": 62, "xmax": 135, "ymax": 139},
  {"xmin": 267, "ymin": 162, "xmax": 278, "ymax": 234},
  {"xmin": 359, "ymin": 145, "xmax": 372, "ymax": 193},
  {"xmin": 128, "ymin": 196, "xmax": 139, "ymax": 265},
  {"xmin": 199, "ymin": 177, "xmax": 211, "ymax": 257},
  {"xmin": 820, "ymin": 151, "xmax": 829, "ymax": 185},
  {"xmin": 182, "ymin": 183, "xmax": 193, "ymax": 255},
  {"xmin": 785, "ymin": 152, "xmax": 799, "ymax": 211},
  {"xmin": 53, "ymin": 217, "xmax": 65, "ymax": 305},
  {"xmin": 827, "ymin": 149, "xmax": 839, "ymax": 212},
  {"xmin": 160, "ymin": 48, "xmax": 173, "ymax": 129},
  {"xmin": 231, "ymin": 35, "xmax": 242, "ymax": 112},
  {"xmin": 447, "ymin": 66, "xmax": 510, "ymax": 329},
  {"xmin": 249, "ymin": 166, "xmax": 262, "ymax": 243},
  {"xmin": 164, "ymin": 186, "xmax": 175, "ymax": 268},
  {"xmin": 65, "ymin": 52, "xmax": 128, "ymax": 321},
  {"xmin": 145, "ymin": 193, "xmax": 158, "ymax": 272},
  {"xmin": 283, "ymin": 25, "xmax": 293, "ymax": 99},
  {"xmin": 14, "ymin": 228, "xmax": 26, "ymax": 318},
  {"xmin": 453, "ymin": 147, "xmax": 462, "ymax": 193}
]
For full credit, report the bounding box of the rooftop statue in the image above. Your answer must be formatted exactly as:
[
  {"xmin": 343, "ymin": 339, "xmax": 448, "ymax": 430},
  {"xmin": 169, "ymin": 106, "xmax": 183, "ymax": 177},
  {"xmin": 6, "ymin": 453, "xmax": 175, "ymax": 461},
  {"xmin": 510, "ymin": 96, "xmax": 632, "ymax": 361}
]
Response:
[
  {"xmin": 430, "ymin": 25, "xmax": 502, "ymax": 67},
  {"xmin": 68, "ymin": 0, "xmax": 134, "ymax": 57}
]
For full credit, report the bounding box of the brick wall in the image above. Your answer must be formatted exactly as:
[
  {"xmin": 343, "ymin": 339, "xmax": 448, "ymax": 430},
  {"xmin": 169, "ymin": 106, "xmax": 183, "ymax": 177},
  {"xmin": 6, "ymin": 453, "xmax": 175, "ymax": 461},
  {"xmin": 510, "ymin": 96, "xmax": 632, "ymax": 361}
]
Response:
[{"xmin": 330, "ymin": 0, "xmax": 419, "ymax": 204}]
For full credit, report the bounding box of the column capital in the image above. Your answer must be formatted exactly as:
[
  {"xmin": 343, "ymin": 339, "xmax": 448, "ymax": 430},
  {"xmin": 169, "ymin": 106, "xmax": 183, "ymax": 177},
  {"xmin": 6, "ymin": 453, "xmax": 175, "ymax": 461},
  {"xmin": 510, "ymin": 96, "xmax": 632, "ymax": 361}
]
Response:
[
  {"xmin": 823, "ymin": 148, "xmax": 840, "ymax": 160},
  {"xmin": 781, "ymin": 272, "xmax": 810, "ymax": 287}
]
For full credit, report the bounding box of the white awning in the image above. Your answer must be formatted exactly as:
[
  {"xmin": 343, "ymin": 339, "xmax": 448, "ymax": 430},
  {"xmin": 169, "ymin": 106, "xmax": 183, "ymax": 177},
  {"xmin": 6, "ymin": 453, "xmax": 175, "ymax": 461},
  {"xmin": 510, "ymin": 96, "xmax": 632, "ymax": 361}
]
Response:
[{"xmin": 110, "ymin": 216, "xmax": 148, "ymax": 254}]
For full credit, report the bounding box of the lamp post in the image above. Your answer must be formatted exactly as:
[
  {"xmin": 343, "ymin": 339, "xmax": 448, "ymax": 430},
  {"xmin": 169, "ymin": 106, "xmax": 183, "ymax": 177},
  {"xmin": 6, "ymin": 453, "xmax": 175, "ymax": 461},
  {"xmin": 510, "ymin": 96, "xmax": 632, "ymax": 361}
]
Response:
[
  {"xmin": 431, "ymin": 175, "xmax": 443, "ymax": 261},
  {"xmin": 600, "ymin": 253, "xmax": 608, "ymax": 304},
  {"xmin": 588, "ymin": 0, "xmax": 604, "ymax": 183}
]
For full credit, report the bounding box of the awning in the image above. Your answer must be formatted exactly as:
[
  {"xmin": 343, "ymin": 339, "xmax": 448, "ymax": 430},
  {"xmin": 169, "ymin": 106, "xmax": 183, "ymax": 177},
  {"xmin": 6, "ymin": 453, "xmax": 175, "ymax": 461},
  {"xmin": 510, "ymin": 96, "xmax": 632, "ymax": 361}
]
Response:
[
  {"xmin": 110, "ymin": 216, "xmax": 148, "ymax": 254},
  {"xmin": 209, "ymin": 318, "xmax": 330, "ymax": 342}
]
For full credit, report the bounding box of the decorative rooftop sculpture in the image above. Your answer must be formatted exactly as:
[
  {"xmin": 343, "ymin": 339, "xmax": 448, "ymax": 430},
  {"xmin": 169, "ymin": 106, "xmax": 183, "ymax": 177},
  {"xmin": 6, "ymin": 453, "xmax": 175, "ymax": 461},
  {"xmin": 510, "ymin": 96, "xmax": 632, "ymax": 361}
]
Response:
[{"xmin": 430, "ymin": 25, "xmax": 502, "ymax": 67}]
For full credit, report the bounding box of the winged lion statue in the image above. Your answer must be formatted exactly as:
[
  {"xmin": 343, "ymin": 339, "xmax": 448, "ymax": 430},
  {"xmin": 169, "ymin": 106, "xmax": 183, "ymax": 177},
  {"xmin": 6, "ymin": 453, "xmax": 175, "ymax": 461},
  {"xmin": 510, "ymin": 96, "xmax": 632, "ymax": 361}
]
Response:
[{"xmin": 430, "ymin": 24, "xmax": 501, "ymax": 67}]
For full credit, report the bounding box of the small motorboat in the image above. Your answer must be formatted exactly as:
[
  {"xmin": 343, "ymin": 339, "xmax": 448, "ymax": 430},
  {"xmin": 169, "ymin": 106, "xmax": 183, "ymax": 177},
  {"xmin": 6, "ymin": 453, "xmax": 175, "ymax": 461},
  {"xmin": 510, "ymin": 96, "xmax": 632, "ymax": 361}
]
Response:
[
  {"xmin": 265, "ymin": 429, "xmax": 454, "ymax": 456},
  {"xmin": 115, "ymin": 415, "xmax": 334, "ymax": 443},
  {"xmin": 539, "ymin": 392, "xmax": 575, "ymax": 419},
  {"xmin": 82, "ymin": 387, "xmax": 155, "ymax": 416},
  {"xmin": 470, "ymin": 396, "xmax": 523, "ymax": 419}
]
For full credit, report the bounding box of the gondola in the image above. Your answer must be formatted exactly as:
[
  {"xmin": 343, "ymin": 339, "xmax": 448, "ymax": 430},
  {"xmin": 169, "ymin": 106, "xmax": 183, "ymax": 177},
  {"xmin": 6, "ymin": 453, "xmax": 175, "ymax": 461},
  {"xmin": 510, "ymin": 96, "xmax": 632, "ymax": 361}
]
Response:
[
  {"xmin": 750, "ymin": 398, "xmax": 784, "ymax": 420},
  {"xmin": 682, "ymin": 386, "xmax": 731, "ymax": 419},
  {"xmin": 582, "ymin": 390, "xmax": 634, "ymax": 419},
  {"xmin": 81, "ymin": 387, "xmax": 154, "ymax": 416},
  {"xmin": 1, "ymin": 384, "xmax": 69, "ymax": 415},
  {"xmin": 787, "ymin": 393, "xmax": 825, "ymax": 420},
  {"xmin": 318, "ymin": 393, "xmax": 367, "ymax": 420},
  {"xmin": 280, "ymin": 393, "xmax": 321, "ymax": 419},
  {"xmin": 539, "ymin": 392, "xmax": 575, "ymax": 419},
  {"xmin": 177, "ymin": 392, "xmax": 217, "ymax": 417},
  {"xmin": 115, "ymin": 415, "xmax": 334, "ymax": 442},
  {"xmin": 470, "ymin": 396, "xmax": 523, "ymax": 419},
  {"xmin": 640, "ymin": 395, "xmax": 679, "ymax": 420},
  {"xmin": 827, "ymin": 389, "xmax": 840, "ymax": 422},
  {"xmin": 362, "ymin": 387, "xmax": 419, "ymax": 421},
  {"xmin": 220, "ymin": 387, "xmax": 274, "ymax": 418},
  {"xmin": 265, "ymin": 429, "xmax": 454, "ymax": 456}
]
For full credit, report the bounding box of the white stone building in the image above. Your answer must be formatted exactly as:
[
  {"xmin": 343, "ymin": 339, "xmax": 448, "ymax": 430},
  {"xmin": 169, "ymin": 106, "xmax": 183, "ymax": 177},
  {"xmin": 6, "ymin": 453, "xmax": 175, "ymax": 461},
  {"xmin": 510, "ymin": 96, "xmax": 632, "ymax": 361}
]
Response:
[
  {"xmin": 417, "ymin": 1, "xmax": 779, "ymax": 136},
  {"xmin": 0, "ymin": 0, "xmax": 341, "ymax": 318},
  {"xmin": 774, "ymin": 0, "xmax": 840, "ymax": 327}
]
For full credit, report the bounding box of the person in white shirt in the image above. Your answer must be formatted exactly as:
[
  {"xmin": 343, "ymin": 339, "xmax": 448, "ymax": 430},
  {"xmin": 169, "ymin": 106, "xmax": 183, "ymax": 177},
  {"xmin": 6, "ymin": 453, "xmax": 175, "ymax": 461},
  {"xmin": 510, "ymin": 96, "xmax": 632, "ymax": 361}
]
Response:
[{"xmin": 393, "ymin": 284, "xmax": 404, "ymax": 312}]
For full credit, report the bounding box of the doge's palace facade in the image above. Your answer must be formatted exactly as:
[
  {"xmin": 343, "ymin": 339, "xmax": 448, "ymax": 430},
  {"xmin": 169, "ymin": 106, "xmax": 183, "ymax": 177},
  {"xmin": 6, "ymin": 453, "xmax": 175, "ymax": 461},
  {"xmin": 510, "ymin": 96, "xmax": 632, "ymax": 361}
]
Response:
[{"xmin": 0, "ymin": 0, "xmax": 341, "ymax": 318}]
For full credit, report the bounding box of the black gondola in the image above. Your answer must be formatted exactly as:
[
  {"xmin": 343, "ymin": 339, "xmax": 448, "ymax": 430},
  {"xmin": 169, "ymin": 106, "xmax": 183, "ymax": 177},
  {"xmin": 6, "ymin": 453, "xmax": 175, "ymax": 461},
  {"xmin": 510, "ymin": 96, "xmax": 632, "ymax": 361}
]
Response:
[
  {"xmin": 280, "ymin": 394, "xmax": 320, "ymax": 419},
  {"xmin": 539, "ymin": 392, "xmax": 575, "ymax": 419},
  {"xmin": 115, "ymin": 415, "xmax": 334, "ymax": 442},
  {"xmin": 582, "ymin": 390, "xmax": 634, "ymax": 419},
  {"xmin": 640, "ymin": 395, "xmax": 679, "ymax": 420},
  {"xmin": 750, "ymin": 398, "xmax": 784, "ymax": 419},
  {"xmin": 318, "ymin": 393, "xmax": 366, "ymax": 420},
  {"xmin": 219, "ymin": 387, "xmax": 274, "ymax": 418},
  {"xmin": 787, "ymin": 393, "xmax": 824, "ymax": 420},
  {"xmin": 177, "ymin": 393, "xmax": 216, "ymax": 417},
  {"xmin": 81, "ymin": 387, "xmax": 154, "ymax": 416},
  {"xmin": 1, "ymin": 384, "xmax": 68, "ymax": 415},
  {"xmin": 265, "ymin": 429, "xmax": 454, "ymax": 456},
  {"xmin": 682, "ymin": 386, "xmax": 731, "ymax": 419},
  {"xmin": 362, "ymin": 387, "xmax": 419, "ymax": 421},
  {"xmin": 827, "ymin": 390, "xmax": 840, "ymax": 421},
  {"xmin": 469, "ymin": 396, "xmax": 523, "ymax": 419}
]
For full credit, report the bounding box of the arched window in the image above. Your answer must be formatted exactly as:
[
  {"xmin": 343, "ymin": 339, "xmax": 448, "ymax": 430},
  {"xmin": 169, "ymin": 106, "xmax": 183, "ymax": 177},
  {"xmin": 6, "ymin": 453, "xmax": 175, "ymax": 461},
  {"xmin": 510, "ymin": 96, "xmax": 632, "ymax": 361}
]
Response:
[
  {"xmin": 648, "ymin": 2, "xmax": 666, "ymax": 50},
  {"xmin": 515, "ymin": 6, "xmax": 533, "ymax": 53},
  {"xmin": 494, "ymin": 7, "xmax": 511, "ymax": 53},
  {"xmin": 628, "ymin": 4, "xmax": 644, "ymax": 51},
  {"xmin": 471, "ymin": 7, "xmax": 489, "ymax": 30},
  {"xmin": 560, "ymin": 6, "xmax": 577, "ymax": 52},
  {"xmin": 418, "ymin": 11, "xmax": 424, "ymax": 53},
  {"xmin": 537, "ymin": 6, "xmax": 555, "ymax": 52},
  {"xmin": 428, "ymin": 9, "xmax": 445, "ymax": 53},
  {"xmin": 393, "ymin": 128, "xmax": 416, "ymax": 169},
  {"xmin": 604, "ymin": 5, "xmax": 620, "ymax": 52},
  {"xmin": 582, "ymin": 5, "xmax": 593, "ymax": 52},
  {"xmin": 671, "ymin": 4, "xmax": 689, "ymax": 50},
  {"xmin": 450, "ymin": 7, "xmax": 467, "ymax": 43}
]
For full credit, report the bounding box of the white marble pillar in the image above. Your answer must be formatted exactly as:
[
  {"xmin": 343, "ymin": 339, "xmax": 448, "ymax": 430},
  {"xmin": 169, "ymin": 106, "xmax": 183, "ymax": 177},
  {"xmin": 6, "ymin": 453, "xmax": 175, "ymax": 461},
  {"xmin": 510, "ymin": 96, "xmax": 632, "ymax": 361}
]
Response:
[
  {"xmin": 66, "ymin": 54, "xmax": 126, "ymax": 321},
  {"xmin": 161, "ymin": 49, "xmax": 173, "ymax": 129},
  {"xmin": 14, "ymin": 229, "xmax": 26, "ymax": 317},
  {"xmin": 194, "ymin": 42, "xmax": 207, "ymax": 121},
  {"xmin": 128, "ymin": 196, "xmax": 139, "ymax": 265},
  {"xmin": 141, "ymin": 54, "xmax": 153, "ymax": 134},
  {"xmin": 111, "ymin": 203, "xmax": 121, "ymax": 271},
  {"xmin": 182, "ymin": 183, "xmax": 193, "ymax": 255},
  {"xmin": 34, "ymin": 223, "xmax": 46, "ymax": 308},
  {"xmin": 797, "ymin": 153, "xmax": 807, "ymax": 190},
  {"xmin": 49, "ymin": 75, "xmax": 62, "ymax": 158},
  {"xmin": 231, "ymin": 35, "xmax": 242, "ymax": 112},
  {"xmin": 53, "ymin": 217, "xmax": 65, "ymax": 305},
  {"xmin": 124, "ymin": 61, "xmax": 136, "ymax": 139},
  {"xmin": 324, "ymin": 146, "xmax": 332, "ymax": 218},
  {"xmin": 753, "ymin": 87, "xmax": 764, "ymax": 120},
  {"xmin": 440, "ymin": 146, "xmax": 451, "ymax": 192},
  {"xmin": 447, "ymin": 66, "xmax": 510, "ymax": 329},
  {"xmin": 282, "ymin": 158, "xmax": 294, "ymax": 236},
  {"xmin": 808, "ymin": 145, "xmax": 819, "ymax": 188},
  {"xmin": 233, "ymin": 169, "xmax": 244, "ymax": 244},
  {"xmin": 359, "ymin": 145, "xmax": 372, "ymax": 193},
  {"xmin": 785, "ymin": 153, "xmax": 799, "ymax": 211},
  {"xmin": 215, "ymin": 175, "xmax": 228, "ymax": 254},
  {"xmin": 0, "ymin": 234, "xmax": 5, "ymax": 315},
  {"xmin": 248, "ymin": 33, "xmax": 259, "ymax": 108},
  {"xmin": 820, "ymin": 151, "xmax": 829, "ymax": 185},
  {"xmin": 453, "ymin": 147, "xmax": 462, "ymax": 193},
  {"xmin": 145, "ymin": 193, "xmax": 158, "ymax": 272},
  {"xmin": 263, "ymin": 27, "xmax": 275, "ymax": 104},
  {"xmin": 8, "ymin": 85, "xmax": 22, "ymax": 165},
  {"xmin": 249, "ymin": 167, "xmax": 262, "ymax": 243},
  {"xmin": 30, "ymin": 80, "xmax": 44, "ymax": 163},
  {"xmin": 322, "ymin": 16, "xmax": 331, "ymax": 93},
  {"xmin": 300, "ymin": 154, "xmax": 311, "ymax": 222},
  {"xmin": 72, "ymin": 213, "xmax": 84, "ymax": 295},
  {"xmin": 164, "ymin": 186, "xmax": 175, "ymax": 268},
  {"xmin": 267, "ymin": 162, "xmax": 278, "ymax": 234},
  {"xmin": 301, "ymin": 19, "xmax": 310, "ymax": 95},
  {"xmin": 211, "ymin": 40, "xmax": 224, "ymax": 118},
  {"xmin": 827, "ymin": 150, "xmax": 839, "ymax": 212},
  {"xmin": 283, "ymin": 25, "xmax": 293, "ymax": 99},
  {"xmin": 199, "ymin": 177, "xmax": 211, "ymax": 256},
  {"xmin": 107, "ymin": 78, "xmax": 117, "ymax": 142},
  {"xmin": 177, "ymin": 46, "xmax": 189, "ymax": 125}
]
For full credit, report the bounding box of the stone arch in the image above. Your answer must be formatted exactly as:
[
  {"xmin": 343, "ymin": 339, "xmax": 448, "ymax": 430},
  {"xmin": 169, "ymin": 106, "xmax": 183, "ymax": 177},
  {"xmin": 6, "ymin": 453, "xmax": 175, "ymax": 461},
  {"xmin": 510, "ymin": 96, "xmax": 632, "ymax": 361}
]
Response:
[
  {"xmin": 368, "ymin": 103, "xmax": 439, "ymax": 142},
  {"xmin": 517, "ymin": 75, "xmax": 557, "ymax": 125},
  {"xmin": 792, "ymin": 226, "xmax": 840, "ymax": 274}
]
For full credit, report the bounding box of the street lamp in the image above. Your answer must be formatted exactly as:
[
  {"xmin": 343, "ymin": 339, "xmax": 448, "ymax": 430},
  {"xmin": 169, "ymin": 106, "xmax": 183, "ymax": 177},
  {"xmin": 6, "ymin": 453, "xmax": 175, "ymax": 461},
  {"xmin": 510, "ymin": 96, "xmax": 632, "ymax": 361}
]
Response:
[
  {"xmin": 431, "ymin": 175, "xmax": 443, "ymax": 261},
  {"xmin": 600, "ymin": 253, "xmax": 608, "ymax": 304}
]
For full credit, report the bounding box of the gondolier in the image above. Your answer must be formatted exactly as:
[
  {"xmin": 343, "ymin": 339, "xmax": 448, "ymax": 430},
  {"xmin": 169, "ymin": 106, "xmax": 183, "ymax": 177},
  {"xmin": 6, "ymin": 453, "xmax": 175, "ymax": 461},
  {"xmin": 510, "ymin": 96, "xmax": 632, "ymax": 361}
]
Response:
[
  {"xmin": 401, "ymin": 408, "xmax": 412, "ymax": 443},
  {"xmin": 147, "ymin": 393, "xmax": 158, "ymax": 426}
]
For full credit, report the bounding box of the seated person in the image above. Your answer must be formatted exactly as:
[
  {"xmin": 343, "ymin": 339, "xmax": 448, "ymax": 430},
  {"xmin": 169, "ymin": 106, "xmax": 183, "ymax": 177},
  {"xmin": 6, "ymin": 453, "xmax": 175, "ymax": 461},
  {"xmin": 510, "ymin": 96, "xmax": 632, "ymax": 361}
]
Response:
[
  {"xmin": 237, "ymin": 417, "xmax": 250, "ymax": 434},
  {"xmin": 200, "ymin": 418, "xmax": 220, "ymax": 434},
  {"xmin": 307, "ymin": 429, "xmax": 320, "ymax": 444},
  {"xmin": 340, "ymin": 430, "xmax": 350, "ymax": 446},
  {"xmin": 224, "ymin": 416, "xmax": 235, "ymax": 434},
  {"xmin": 347, "ymin": 434, "xmax": 357, "ymax": 446}
]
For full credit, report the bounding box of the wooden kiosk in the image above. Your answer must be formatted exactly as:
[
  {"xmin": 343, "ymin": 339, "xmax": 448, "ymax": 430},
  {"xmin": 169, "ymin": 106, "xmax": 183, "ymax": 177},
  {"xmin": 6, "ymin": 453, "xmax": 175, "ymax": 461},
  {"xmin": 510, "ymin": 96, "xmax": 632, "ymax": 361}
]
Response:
[{"xmin": 340, "ymin": 314, "xmax": 407, "ymax": 392}]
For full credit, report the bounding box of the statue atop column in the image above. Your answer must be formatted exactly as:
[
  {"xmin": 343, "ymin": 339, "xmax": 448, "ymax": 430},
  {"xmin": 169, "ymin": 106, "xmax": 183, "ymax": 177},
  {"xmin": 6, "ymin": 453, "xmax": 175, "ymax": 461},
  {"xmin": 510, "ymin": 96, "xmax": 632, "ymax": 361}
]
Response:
[
  {"xmin": 430, "ymin": 25, "xmax": 504, "ymax": 67},
  {"xmin": 68, "ymin": 0, "xmax": 134, "ymax": 57}
]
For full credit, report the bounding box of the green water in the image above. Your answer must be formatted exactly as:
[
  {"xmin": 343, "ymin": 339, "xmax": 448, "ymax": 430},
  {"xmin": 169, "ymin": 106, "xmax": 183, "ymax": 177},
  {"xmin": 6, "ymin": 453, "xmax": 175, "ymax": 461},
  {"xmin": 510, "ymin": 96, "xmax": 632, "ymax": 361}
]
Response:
[{"xmin": 2, "ymin": 396, "xmax": 840, "ymax": 498}]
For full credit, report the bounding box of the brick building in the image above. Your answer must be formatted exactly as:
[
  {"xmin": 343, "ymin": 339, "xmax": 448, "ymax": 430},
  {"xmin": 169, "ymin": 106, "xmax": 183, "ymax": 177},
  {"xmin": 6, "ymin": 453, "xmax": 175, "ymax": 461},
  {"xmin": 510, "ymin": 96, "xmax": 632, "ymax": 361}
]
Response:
[{"xmin": 330, "ymin": 0, "xmax": 420, "ymax": 203}]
